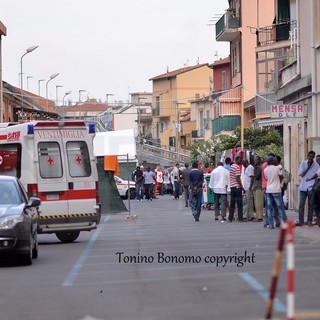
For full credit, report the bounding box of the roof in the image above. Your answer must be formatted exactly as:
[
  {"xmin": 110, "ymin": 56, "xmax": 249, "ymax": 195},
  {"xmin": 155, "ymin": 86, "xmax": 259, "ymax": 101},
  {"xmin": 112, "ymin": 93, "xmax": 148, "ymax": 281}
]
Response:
[
  {"xmin": 63, "ymin": 100, "xmax": 110, "ymax": 112},
  {"xmin": 209, "ymin": 56, "xmax": 230, "ymax": 68},
  {"xmin": 149, "ymin": 63, "xmax": 209, "ymax": 81}
]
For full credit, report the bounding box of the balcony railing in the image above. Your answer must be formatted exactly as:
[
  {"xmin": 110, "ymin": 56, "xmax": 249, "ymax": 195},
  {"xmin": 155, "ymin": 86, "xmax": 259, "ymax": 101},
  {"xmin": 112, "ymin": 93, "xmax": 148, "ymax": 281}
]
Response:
[
  {"xmin": 215, "ymin": 10, "xmax": 240, "ymax": 42},
  {"xmin": 257, "ymin": 20, "xmax": 297, "ymax": 46}
]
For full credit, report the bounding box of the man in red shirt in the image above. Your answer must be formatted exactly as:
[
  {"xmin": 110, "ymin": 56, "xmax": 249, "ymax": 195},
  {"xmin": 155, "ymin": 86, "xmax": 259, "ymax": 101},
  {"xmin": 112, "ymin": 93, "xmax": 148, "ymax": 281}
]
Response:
[{"xmin": 228, "ymin": 156, "xmax": 244, "ymax": 222}]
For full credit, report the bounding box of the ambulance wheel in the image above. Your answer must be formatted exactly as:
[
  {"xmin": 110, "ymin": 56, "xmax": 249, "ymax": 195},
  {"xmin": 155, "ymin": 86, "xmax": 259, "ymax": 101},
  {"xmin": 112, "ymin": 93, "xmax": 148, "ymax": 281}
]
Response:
[
  {"xmin": 55, "ymin": 231, "xmax": 80, "ymax": 243},
  {"xmin": 126, "ymin": 188, "xmax": 136, "ymax": 200}
]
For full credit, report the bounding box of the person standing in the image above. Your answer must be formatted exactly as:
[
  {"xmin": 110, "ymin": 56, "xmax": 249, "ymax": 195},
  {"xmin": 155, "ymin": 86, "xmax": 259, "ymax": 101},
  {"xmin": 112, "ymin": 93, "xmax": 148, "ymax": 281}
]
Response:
[
  {"xmin": 189, "ymin": 161, "xmax": 204, "ymax": 222},
  {"xmin": 132, "ymin": 166, "xmax": 144, "ymax": 201},
  {"xmin": 209, "ymin": 162, "xmax": 229, "ymax": 221},
  {"xmin": 242, "ymin": 159, "xmax": 255, "ymax": 221},
  {"xmin": 143, "ymin": 166, "xmax": 155, "ymax": 201},
  {"xmin": 172, "ymin": 163, "xmax": 181, "ymax": 200},
  {"xmin": 180, "ymin": 163, "xmax": 190, "ymax": 207},
  {"xmin": 252, "ymin": 155, "xmax": 264, "ymax": 222},
  {"xmin": 155, "ymin": 166, "xmax": 164, "ymax": 196},
  {"xmin": 228, "ymin": 156, "xmax": 244, "ymax": 222},
  {"xmin": 296, "ymin": 150, "xmax": 320, "ymax": 226},
  {"xmin": 264, "ymin": 156, "xmax": 288, "ymax": 228}
]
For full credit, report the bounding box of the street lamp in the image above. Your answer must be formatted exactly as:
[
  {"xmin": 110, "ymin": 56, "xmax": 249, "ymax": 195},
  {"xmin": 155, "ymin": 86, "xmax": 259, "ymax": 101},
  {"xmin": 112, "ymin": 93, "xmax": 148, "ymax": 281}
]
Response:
[
  {"xmin": 26, "ymin": 76, "xmax": 33, "ymax": 91},
  {"xmin": 20, "ymin": 45, "xmax": 38, "ymax": 120},
  {"xmin": 137, "ymin": 96, "xmax": 146, "ymax": 165},
  {"xmin": 46, "ymin": 73, "xmax": 59, "ymax": 111},
  {"xmin": 62, "ymin": 90, "xmax": 72, "ymax": 119},
  {"xmin": 38, "ymin": 79, "xmax": 45, "ymax": 96},
  {"xmin": 55, "ymin": 85, "xmax": 63, "ymax": 107}
]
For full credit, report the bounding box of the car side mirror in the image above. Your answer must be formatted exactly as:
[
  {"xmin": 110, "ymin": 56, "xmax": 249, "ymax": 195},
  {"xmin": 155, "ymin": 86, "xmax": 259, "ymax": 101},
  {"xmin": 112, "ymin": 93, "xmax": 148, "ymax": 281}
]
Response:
[{"xmin": 26, "ymin": 197, "xmax": 41, "ymax": 208}]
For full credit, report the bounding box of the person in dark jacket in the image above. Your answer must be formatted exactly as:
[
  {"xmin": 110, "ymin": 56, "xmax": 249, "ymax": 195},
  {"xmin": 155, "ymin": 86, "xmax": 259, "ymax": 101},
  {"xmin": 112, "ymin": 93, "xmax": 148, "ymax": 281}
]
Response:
[{"xmin": 189, "ymin": 161, "xmax": 204, "ymax": 221}]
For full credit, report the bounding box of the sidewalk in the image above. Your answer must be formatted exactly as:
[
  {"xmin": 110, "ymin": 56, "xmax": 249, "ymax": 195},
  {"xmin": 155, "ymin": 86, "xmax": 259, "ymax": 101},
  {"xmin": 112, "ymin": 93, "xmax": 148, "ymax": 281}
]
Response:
[{"xmin": 280, "ymin": 209, "xmax": 320, "ymax": 242}]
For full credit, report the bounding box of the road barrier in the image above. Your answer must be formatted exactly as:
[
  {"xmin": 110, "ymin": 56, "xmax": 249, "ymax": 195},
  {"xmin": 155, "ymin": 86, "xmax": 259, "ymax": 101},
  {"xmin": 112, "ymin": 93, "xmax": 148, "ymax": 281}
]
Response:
[{"xmin": 265, "ymin": 220, "xmax": 295, "ymax": 320}]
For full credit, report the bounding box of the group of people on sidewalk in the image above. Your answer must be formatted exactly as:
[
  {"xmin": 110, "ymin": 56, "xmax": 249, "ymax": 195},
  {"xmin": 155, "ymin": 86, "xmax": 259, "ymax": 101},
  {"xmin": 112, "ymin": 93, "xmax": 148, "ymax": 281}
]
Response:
[
  {"xmin": 131, "ymin": 151, "xmax": 320, "ymax": 227},
  {"xmin": 207, "ymin": 151, "xmax": 320, "ymax": 228}
]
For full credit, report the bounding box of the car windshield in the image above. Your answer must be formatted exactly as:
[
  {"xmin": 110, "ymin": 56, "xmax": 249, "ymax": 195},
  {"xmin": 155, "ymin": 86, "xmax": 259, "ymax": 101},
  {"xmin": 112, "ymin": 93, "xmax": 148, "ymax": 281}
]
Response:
[{"xmin": 0, "ymin": 181, "xmax": 21, "ymax": 204}]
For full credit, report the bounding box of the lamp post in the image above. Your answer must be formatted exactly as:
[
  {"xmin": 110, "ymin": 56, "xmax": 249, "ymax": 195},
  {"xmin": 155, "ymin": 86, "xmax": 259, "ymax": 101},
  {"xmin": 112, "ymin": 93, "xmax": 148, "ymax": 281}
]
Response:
[
  {"xmin": 55, "ymin": 85, "xmax": 63, "ymax": 107},
  {"xmin": 38, "ymin": 79, "xmax": 45, "ymax": 96},
  {"xmin": 26, "ymin": 75, "xmax": 33, "ymax": 91},
  {"xmin": 20, "ymin": 45, "xmax": 38, "ymax": 120},
  {"xmin": 46, "ymin": 73, "xmax": 59, "ymax": 111},
  {"xmin": 78, "ymin": 89, "xmax": 86, "ymax": 119},
  {"xmin": 174, "ymin": 101, "xmax": 186, "ymax": 161},
  {"xmin": 137, "ymin": 96, "xmax": 146, "ymax": 165},
  {"xmin": 62, "ymin": 90, "xmax": 72, "ymax": 119}
]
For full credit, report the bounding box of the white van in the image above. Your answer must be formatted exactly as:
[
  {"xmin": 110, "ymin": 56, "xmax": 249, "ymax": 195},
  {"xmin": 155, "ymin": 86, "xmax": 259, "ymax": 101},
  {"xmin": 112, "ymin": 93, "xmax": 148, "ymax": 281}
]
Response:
[{"xmin": 0, "ymin": 120, "xmax": 101, "ymax": 242}]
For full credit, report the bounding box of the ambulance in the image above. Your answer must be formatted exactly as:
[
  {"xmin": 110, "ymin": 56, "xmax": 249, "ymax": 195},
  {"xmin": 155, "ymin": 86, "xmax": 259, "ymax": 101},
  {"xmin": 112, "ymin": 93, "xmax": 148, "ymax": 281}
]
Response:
[{"xmin": 0, "ymin": 120, "xmax": 101, "ymax": 242}]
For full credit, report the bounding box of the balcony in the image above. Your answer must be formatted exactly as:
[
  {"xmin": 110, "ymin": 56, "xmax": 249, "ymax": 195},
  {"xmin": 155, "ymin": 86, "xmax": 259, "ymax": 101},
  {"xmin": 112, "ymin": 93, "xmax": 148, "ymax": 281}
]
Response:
[
  {"xmin": 212, "ymin": 115, "xmax": 240, "ymax": 135},
  {"xmin": 257, "ymin": 20, "xmax": 296, "ymax": 47},
  {"xmin": 215, "ymin": 10, "xmax": 240, "ymax": 42}
]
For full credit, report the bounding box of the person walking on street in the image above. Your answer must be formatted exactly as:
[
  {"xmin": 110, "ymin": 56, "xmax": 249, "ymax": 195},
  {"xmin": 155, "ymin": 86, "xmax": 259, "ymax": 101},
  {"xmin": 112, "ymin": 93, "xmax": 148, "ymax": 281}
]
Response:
[
  {"xmin": 252, "ymin": 155, "xmax": 264, "ymax": 222},
  {"xmin": 209, "ymin": 162, "xmax": 229, "ymax": 221},
  {"xmin": 180, "ymin": 163, "xmax": 190, "ymax": 207},
  {"xmin": 132, "ymin": 166, "xmax": 144, "ymax": 201},
  {"xmin": 296, "ymin": 150, "xmax": 320, "ymax": 226},
  {"xmin": 228, "ymin": 156, "xmax": 244, "ymax": 222},
  {"xmin": 242, "ymin": 159, "xmax": 255, "ymax": 221},
  {"xmin": 172, "ymin": 163, "xmax": 181, "ymax": 200},
  {"xmin": 143, "ymin": 166, "xmax": 155, "ymax": 201},
  {"xmin": 189, "ymin": 161, "xmax": 204, "ymax": 222},
  {"xmin": 155, "ymin": 166, "xmax": 164, "ymax": 196}
]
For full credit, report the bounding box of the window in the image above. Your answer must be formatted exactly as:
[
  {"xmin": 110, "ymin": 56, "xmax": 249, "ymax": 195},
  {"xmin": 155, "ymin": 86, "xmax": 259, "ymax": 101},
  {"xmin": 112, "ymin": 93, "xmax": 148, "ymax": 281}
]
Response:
[
  {"xmin": 0, "ymin": 144, "xmax": 22, "ymax": 178},
  {"xmin": 67, "ymin": 141, "xmax": 91, "ymax": 177},
  {"xmin": 222, "ymin": 71, "xmax": 227, "ymax": 91},
  {"xmin": 38, "ymin": 142, "xmax": 63, "ymax": 178}
]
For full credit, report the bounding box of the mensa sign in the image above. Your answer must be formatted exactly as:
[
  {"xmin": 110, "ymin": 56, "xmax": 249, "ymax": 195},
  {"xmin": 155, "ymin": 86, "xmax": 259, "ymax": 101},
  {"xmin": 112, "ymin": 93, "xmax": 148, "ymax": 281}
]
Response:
[{"xmin": 271, "ymin": 104, "xmax": 304, "ymax": 118}]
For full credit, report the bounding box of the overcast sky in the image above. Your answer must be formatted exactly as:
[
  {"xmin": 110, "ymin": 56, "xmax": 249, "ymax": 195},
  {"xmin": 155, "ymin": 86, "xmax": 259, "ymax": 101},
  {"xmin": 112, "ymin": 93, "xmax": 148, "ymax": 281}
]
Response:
[{"xmin": 1, "ymin": 0, "xmax": 229, "ymax": 105}]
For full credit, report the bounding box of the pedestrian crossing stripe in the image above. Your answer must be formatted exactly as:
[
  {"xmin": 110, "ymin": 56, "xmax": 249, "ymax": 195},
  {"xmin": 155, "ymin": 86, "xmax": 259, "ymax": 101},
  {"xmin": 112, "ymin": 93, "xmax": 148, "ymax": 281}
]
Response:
[{"xmin": 40, "ymin": 213, "xmax": 97, "ymax": 219}]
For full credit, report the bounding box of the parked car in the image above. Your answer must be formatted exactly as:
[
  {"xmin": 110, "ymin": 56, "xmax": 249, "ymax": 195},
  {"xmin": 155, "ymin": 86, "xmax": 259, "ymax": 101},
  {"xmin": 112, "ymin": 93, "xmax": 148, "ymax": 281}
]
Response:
[
  {"xmin": 114, "ymin": 175, "xmax": 136, "ymax": 199},
  {"xmin": 0, "ymin": 176, "xmax": 41, "ymax": 265}
]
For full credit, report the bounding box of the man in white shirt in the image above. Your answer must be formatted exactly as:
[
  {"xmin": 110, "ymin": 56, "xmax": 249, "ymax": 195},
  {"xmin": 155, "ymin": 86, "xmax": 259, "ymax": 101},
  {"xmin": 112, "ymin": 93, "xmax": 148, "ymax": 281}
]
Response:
[
  {"xmin": 242, "ymin": 159, "xmax": 255, "ymax": 221},
  {"xmin": 209, "ymin": 162, "xmax": 229, "ymax": 221},
  {"xmin": 264, "ymin": 156, "xmax": 288, "ymax": 229}
]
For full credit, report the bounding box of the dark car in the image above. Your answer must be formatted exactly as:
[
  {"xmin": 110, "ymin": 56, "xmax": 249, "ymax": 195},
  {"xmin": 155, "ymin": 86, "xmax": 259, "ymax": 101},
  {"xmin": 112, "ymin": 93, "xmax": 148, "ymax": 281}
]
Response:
[{"xmin": 0, "ymin": 176, "xmax": 41, "ymax": 265}]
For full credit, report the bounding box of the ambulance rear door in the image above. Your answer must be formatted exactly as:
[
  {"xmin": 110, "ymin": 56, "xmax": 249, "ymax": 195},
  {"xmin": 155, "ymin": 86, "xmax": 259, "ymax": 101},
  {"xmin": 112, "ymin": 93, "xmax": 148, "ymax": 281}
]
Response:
[{"xmin": 34, "ymin": 122, "xmax": 96, "ymax": 217}]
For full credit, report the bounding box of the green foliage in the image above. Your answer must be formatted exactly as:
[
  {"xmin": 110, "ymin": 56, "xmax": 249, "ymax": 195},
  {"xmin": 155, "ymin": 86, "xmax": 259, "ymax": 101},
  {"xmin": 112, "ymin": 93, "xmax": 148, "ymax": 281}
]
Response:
[{"xmin": 190, "ymin": 127, "xmax": 283, "ymax": 163}]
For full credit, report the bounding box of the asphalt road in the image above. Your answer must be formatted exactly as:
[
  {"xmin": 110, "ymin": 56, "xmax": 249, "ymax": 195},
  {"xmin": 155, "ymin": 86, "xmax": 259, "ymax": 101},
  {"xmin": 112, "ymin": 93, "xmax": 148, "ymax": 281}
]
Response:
[{"xmin": 1, "ymin": 194, "xmax": 320, "ymax": 320}]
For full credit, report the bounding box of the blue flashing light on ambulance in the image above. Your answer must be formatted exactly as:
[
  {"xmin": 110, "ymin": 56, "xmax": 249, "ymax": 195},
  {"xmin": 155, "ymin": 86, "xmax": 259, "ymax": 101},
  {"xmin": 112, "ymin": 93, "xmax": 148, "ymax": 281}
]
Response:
[{"xmin": 0, "ymin": 120, "xmax": 101, "ymax": 242}]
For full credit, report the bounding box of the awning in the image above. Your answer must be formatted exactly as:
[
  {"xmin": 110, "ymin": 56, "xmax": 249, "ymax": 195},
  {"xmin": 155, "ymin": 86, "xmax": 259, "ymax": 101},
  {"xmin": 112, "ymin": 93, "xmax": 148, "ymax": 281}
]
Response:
[{"xmin": 255, "ymin": 118, "xmax": 283, "ymax": 127}]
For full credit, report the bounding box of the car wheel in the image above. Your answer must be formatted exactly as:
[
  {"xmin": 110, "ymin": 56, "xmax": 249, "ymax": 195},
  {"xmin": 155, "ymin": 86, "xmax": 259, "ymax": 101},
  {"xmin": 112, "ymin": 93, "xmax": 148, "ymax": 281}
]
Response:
[
  {"xmin": 55, "ymin": 231, "xmax": 80, "ymax": 243},
  {"xmin": 32, "ymin": 232, "xmax": 38, "ymax": 259},
  {"xmin": 21, "ymin": 234, "xmax": 33, "ymax": 266}
]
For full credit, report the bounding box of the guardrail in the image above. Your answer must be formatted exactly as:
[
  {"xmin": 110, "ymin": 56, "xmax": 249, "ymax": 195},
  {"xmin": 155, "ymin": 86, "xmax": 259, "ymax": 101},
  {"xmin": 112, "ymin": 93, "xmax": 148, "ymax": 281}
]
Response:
[{"xmin": 141, "ymin": 143, "xmax": 190, "ymax": 164}]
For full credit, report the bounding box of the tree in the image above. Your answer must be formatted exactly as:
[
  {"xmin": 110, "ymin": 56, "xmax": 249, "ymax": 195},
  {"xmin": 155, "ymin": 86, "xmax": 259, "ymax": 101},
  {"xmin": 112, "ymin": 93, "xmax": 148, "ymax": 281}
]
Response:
[{"xmin": 190, "ymin": 127, "xmax": 283, "ymax": 164}]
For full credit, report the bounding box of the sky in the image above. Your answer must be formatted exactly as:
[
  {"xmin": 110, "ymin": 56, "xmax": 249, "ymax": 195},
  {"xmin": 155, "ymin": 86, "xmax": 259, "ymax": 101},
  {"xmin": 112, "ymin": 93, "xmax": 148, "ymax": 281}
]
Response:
[{"xmin": 1, "ymin": 0, "xmax": 230, "ymax": 105}]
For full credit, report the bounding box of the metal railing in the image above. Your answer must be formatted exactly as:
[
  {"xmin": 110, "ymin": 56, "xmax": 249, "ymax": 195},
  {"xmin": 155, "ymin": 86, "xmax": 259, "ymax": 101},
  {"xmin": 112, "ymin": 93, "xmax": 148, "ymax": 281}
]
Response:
[{"xmin": 141, "ymin": 143, "xmax": 190, "ymax": 164}]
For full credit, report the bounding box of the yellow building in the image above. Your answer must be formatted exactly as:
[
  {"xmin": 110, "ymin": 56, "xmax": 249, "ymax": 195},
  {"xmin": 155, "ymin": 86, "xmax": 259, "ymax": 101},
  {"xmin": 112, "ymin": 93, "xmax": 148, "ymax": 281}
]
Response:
[{"xmin": 149, "ymin": 64, "xmax": 212, "ymax": 152}]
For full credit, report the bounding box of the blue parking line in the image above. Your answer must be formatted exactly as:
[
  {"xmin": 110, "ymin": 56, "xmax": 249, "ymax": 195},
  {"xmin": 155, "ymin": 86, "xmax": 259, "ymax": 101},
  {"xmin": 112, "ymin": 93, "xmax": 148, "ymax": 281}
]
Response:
[
  {"xmin": 239, "ymin": 272, "xmax": 286, "ymax": 313},
  {"xmin": 62, "ymin": 215, "xmax": 110, "ymax": 287}
]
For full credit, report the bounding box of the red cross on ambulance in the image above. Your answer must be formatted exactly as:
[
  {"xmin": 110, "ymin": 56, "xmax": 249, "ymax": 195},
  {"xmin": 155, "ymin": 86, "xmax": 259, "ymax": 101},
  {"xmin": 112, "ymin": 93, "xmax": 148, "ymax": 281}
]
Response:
[
  {"xmin": 47, "ymin": 155, "xmax": 54, "ymax": 166},
  {"xmin": 75, "ymin": 154, "xmax": 82, "ymax": 165}
]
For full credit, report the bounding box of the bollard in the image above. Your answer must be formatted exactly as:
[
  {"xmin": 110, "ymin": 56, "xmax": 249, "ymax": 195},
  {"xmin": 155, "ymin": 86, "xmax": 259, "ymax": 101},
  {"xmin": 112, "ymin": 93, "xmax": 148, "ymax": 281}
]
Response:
[
  {"xmin": 286, "ymin": 220, "xmax": 295, "ymax": 320},
  {"xmin": 265, "ymin": 223, "xmax": 287, "ymax": 319}
]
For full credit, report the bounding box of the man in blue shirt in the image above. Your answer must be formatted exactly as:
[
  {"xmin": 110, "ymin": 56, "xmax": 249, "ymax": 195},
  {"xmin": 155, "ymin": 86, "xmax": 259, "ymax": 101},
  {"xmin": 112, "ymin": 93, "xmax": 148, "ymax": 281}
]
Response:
[
  {"xmin": 189, "ymin": 161, "xmax": 204, "ymax": 222},
  {"xmin": 296, "ymin": 150, "xmax": 320, "ymax": 226}
]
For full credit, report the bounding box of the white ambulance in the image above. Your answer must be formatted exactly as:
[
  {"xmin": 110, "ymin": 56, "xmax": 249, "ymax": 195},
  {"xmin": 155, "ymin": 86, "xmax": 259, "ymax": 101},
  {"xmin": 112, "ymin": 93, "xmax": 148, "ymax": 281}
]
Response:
[{"xmin": 0, "ymin": 120, "xmax": 101, "ymax": 242}]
